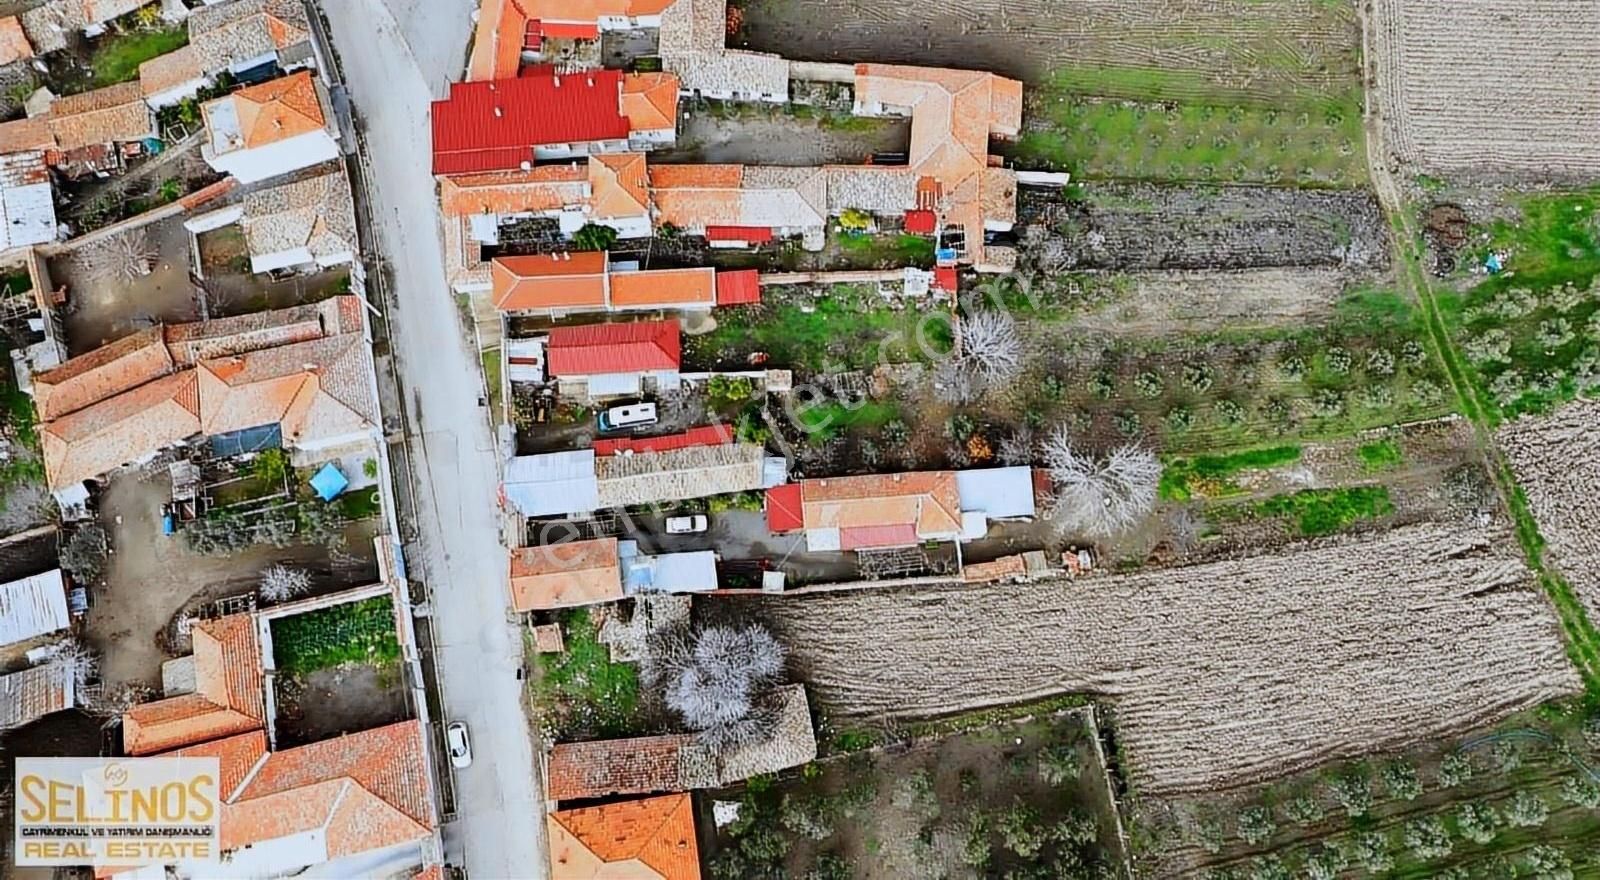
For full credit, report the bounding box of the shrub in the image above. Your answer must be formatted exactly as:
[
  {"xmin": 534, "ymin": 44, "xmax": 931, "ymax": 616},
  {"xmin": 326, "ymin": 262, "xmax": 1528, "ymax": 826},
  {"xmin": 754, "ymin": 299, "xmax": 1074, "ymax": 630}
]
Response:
[
  {"xmin": 804, "ymin": 853, "xmax": 851, "ymax": 880},
  {"xmin": 1213, "ymin": 397, "xmax": 1246, "ymax": 425},
  {"xmin": 1403, "ymin": 815, "xmax": 1451, "ymax": 860},
  {"xmin": 1324, "ymin": 346, "xmax": 1353, "ymax": 375},
  {"xmin": 707, "ymin": 376, "xmax": 757, "ymax": 409},
  {"xmin": 1182, "ymin": 362, "xmax": 1214, "ymax": 393},
  {"xmin": 1087, "ymin": 370, "xmax": 1116, "ymax": 399},
  {"xmin": 1505, "ymin": 790, "xmax": 1549, "ymax": 828},
  {"xmin": 1283, "ymin": 794, "xmax": 1323, "ymax": 824},
  {"xmin": 1437, "ymin": 751, "xmax": 1474, "ymax": 788},
  {"xmin": 1410, "ymin": 379, "xmax": 1445, "ymax": 406},
  {"xmin": 944, "ymin": 413, "xmax": 976, "ymax": 441},
  {"xmin": 1402, "ymin": 340, "xmax": 1429, "ymax": 368},
  {"xmin": 1559, "ymin": 775, "xmax": 1600, "ymax": 809},
  {"xmin": 1114, "ymin": 410, "xmax": 1141, "ymax": 437},
  {"xmin": 363, "ymin": 458, "xmax": 379, "ymax": 479},
  {"xmin": 252, "ymin": 448, "xmax": 288, "ymax": 485},
  {"xmin": 780, "ymin": 794, "xmax": 834, "ymax": 840},
  {"xmin": 1165, "ymin": 406, "xmax": 1194, "ymax": 432},
  {"xmin": 1301, "ymin": 846, "xmax": 1347, "ymax": 880},
  {"xmin": 571, "ymin": 223, "xmax": 619, "ymax": 252},
  {"xmin": 1349, "ymin": 830, "xmax": 1393, "ymax": 872},
  {"xmin": 997, "ymin": 803, "xmax": 1048, "ymax": 858},
  {"xmin": 1195, "ymin": 812, "xmax": 1225, "ymax": 854},
  {"xmin": 60, "ymin": 525, "xmax": 110, "ymax": 584},
  {"xmin": 1358, "ymin": 384, "xmax": 1394, "ymax": 409},
  {"xmin": 960, "ymin": 813, "xmax": 991, "ymax": 868},
  {"xmin": 1381, "ymin": 760, "xmax": 1422, "ymax": 801},
  {"xmin": 1524, "ymin": 845, "xmax": 1574, "ymax": 880},
  {"xmin": 1052, "ymin": 809, "xmax": 1097, "ymax": 847},
  {"xmin": 1365, "ymin": 347, "xmax": 1396, "ymax": 377},
  {"xmin": 1038, "ymin": 744, "xmax": 1080, "ymax": 787},
  {"xmin": 881, "ymin": 419, "xmax": 910, "ymax": 445},
  {"xmin": 1247, "ymin": 855, "xmax": 1289, "ymax": 880},
  {"xmin": 1235, "ymin": 805, "xmax": 1275, "ymax": 845},
  {"xmin": 1311, "ymin": 388, "xmax": 1345, "ymax": 417},
  {"xmin": 1327, "ymin": 772, "xmax": 1372, "ymax": 817},
  {"xmin": 1455, "ymin": 801, "xmax": 1499, "ymax": 845},
  {"xmin": 1278, "ymin": 353, "xmax": 1306, "ymax": 379},
  {"xmin": 1134, "ymin": 370, "xmax": 1164, "ymax": 398},
  {"xmin": 1492, "ymin": 740, "xmax": 1523, "ymax": 773}
]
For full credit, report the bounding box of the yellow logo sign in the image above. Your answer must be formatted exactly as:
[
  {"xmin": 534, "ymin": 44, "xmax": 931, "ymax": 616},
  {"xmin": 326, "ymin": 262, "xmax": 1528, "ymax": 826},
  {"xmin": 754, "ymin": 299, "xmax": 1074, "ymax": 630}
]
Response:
[{"xmin": 14, "ymin": 757, "xmax": 221, "ymax": 868}]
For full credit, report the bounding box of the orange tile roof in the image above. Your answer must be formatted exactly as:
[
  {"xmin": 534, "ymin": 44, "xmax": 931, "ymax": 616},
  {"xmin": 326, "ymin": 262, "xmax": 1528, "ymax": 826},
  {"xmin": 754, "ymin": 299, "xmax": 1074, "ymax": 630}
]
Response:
[
  {"xmin": 123, "ymin": 693, "xmax": 260, "ymax": 756},
  {"xmin": 648, "ymin": 164, "xmax": 742, "ymax": 189},
  {"xmin": 588, "ymin": 152, "xmax": 649, "ymax": 219},
  {"xmin": 31, "ymin": 327, "xmax": 174, "ymax": 422},
  {"xmin": 608, "ymin": 267, "xmax": 714, "ymax": 309},
  {"xmin": 47, "ymin": 81, "xmax": 152, "ymax": 150},
  {"xmin": 222, "ymin": 777, "xmax": 428, "ymax": 860},
  {"xmin": 0, "ymin": 15, "xmax": 34, "ymax": 66},
  {"xmin": 138, "ymin": 45, "xmax": 203, "ymax": 97},
  {"xmin": 546, "ymin": 734, "xmax": 696, "ymax": 801},
  {"xmin": 158, "ymin": 730, "xmax": 269, "ymax": 801},
  {"xmin": 491, "ymin": 252, "xmax": 608, "ymax": 311},
  {"xmin": 195, "ymin": 334, "xmax": 375, "ymax": 445},
  {"xmin": 508, "ymin": 537, "xmax": 622, "ymax": 611},
  {"xmin": 192, "ymin": 615, "xmax": 265, "ymax": 724},
  {"xmin": 40, "ymin": 371, "xmax": 201, "ymax": 491},
  {"xmin": 548, "ymin": 793, "xmax": 700, "ymax": 880},
  {"xmin": 212, "ymin": 70, "xmax": 325, "ymax": 150},
  {"xmin": 465, "ymin": 0, "xmax": 531, "ymax": 82},
  {"xmin": 800, "ymin": 471, "xmax": 962, "ymax": 537},
  {"xmin": 437, "ymin": 164, "xmax": 589, "ymax": 217},
  {"xmin": 121, "ymin": 612, "xmax": 264, "ymax": 755},
  {"xmin": 620, "ymin": 73, "xmax": 680, "ymax": 132},
  {"xmin": 234, "ymin": 720, "xmax": 434, "ymax": 829}
]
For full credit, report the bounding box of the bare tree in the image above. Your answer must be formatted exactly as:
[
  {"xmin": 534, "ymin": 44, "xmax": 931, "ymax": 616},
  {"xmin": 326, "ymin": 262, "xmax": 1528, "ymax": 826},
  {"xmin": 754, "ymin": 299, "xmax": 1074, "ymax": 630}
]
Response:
[
  {"xmin": 929, "ymin": 357, "xmax": 982, "ymax": 405},
  {"xmin": 54, "ymin": 639, "xmax": 98, "ymax": 690},
  {"xmin": 1041, "ymin": 427, "xmax": 1161, "ymax": 538},
  {"xmin": 997, "ymin": 426, "xmax": 1036, "ymax": 466},
  {"xmin": 643, "ymin": 623, "xmax": 787, "ymax": 751},
  {"xmin": 958, "ymin": 311, "xmax": 1024, "ymax": 386},
  {"xmin": 258, "ymin": 565, "xmax": 312, "ymax": 603},
  {"xmin": 79, "ymin": 230, "xmax": 157, "ymax": 285}
]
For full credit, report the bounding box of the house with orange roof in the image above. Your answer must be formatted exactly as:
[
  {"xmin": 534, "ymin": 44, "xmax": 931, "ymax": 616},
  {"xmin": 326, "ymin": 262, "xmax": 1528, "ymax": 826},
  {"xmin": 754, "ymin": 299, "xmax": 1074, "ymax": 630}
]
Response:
[
  {"xmin": 46, "ymin": 81, "xmax": 156, "ymax": 152},
  {"xmin": 547, "ymin": 793, "xmax": 700, "ymax": 879},
  {"xmin": 123, "ymin": 614, "xmax": 266, "ymax": 755},
  {"xmin": 621, "ymin": 72, "xmax": 681, "ymax": 146},
  {"xmin": 200, "ymin": 70, "xmax": 338, "ymax": 183},
  {"xmin": 138, "ymin": 45, "xmax": 209, "ymax": 109},
  {"xmin": 31, "ymin": 297, "xmax": 376, "ymax": 502},
  {"xmin": 490, "ymin": 251, "xmax": 717, "ymax": 316},
  {"xmin": 467, "ymin": 0, "xmax": 678, "ymax": 81},
  {"xmin": 765, "ymin": 466, "xmax": 1038, "ymax": 551},
  {"xmin": 508, "ymin": 536, "xmax": 719, "ymax": 611}
]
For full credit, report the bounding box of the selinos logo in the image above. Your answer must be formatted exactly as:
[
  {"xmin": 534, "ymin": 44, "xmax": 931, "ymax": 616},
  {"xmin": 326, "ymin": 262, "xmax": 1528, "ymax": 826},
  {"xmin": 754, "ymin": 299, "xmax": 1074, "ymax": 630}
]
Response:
[{"xmin": 14, "ymin": 757, "xmax": 221, "ymax": 868}]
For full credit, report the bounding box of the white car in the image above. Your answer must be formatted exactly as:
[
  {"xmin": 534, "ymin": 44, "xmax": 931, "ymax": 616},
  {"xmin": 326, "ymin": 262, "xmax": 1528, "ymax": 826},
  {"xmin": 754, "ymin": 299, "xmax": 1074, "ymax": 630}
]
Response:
[
  {"xmin": 446, "ymin": 721, "xmax": 472, "ymax": 769},
  {"xmin": 664, "ymin": 514, "xmax": 709, "ymax": 534}
]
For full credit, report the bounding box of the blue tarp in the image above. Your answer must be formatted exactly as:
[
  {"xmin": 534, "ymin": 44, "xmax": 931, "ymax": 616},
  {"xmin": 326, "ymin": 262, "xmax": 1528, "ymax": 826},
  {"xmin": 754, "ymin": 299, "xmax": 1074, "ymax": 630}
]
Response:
[
  {"xmin": 310, "ymin": 463, "xmax": 348, "ymax": 501},
  {"xmin": 210, "ymin": 423, "xmax": 282, "ymax": 457}
]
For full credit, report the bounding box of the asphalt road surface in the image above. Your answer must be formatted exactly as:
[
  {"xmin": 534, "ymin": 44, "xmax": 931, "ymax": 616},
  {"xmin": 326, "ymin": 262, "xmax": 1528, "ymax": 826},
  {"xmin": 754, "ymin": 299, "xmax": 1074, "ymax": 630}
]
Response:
[{"xmin": 316, "ymin": 2, "xmax": 550, "ymax": 877}]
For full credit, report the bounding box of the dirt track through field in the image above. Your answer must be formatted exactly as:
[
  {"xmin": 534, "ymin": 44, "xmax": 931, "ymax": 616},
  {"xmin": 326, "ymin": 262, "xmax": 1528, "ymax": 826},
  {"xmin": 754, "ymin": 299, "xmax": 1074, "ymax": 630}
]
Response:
[
  {"xmin": 1372, "ymin": 0, "xmax": 1600, "ymax": 179},
  {"xmin": 741, "ymin": 520, "xmax": 1580, "ymax": 794},
  {"xmin": 739, "ymin": 0, "xmax": 1358, "ymax": 102}
]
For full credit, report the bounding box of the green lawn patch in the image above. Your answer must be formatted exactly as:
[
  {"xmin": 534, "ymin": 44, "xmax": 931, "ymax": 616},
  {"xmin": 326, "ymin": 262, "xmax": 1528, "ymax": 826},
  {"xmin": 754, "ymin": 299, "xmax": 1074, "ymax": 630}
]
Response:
[
  {"xmin": 481, "ymin": 347, "xmax": 503, "ymax": 423},
  {"xmin": 794, "ymin": 399, "xmax": 899, "ymax": 439},
  {"xmin": 90, "ymin": 26, "xmax": 188, "ymax": 88},
  {"xmin": 334, "ymin": 489, "xmax": 381, "ymax": 521},
  {"xmin": 530, "ymin": 608, "xmax": 642, "ymax": 739},
  {"xmin": 685, "ymin": 284, "xmax": 951, "ymax": 372},
  {"xmin": 1159, "ymin": 445, "xmax": 1303, "ymax": 501},
  {"xmin": 271, "ymin": 596, "xmax": 400, "ymax": 677},
  {"xmin": 1356, "ymin": 438, "xmax": 1404, "ymax": 472},
  {"xmin": 1252, "ymin": 486, "xmax": 1394, "ymax": 536}
]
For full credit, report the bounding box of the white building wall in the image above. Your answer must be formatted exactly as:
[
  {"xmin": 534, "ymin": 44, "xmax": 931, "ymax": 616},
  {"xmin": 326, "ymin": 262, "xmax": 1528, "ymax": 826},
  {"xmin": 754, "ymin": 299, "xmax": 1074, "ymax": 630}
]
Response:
[
  {"xmin": 144, "ymin": 76, "xmax": 212, "ymax": 110},
  {"xmin": 204, "ymin": 130, "xmax": 341, "ymax": 183}
]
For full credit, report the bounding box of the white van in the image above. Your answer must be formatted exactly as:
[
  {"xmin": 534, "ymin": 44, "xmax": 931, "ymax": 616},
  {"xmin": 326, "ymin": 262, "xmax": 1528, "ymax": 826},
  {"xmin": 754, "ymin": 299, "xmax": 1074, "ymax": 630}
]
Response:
[{"xmin": 598, "ymin": 402, "xmax": 658, "ymax": 431}]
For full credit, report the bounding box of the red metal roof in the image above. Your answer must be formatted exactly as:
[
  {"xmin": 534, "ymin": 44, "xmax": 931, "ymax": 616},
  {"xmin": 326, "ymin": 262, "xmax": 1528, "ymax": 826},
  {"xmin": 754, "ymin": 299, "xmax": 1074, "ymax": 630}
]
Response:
[
  {"xmin": 546, "ymin": 320, "xmax": 680, "ymax": 375},
  {"xmin": 539, "ymin": 21, "xmax": 600, "ymax": 39},
  {"xmin": 431, "ymin": 72, "xmax": 630, "ymax": 175},
  {"xmin": 840, "ymin": 523, "xmax": 921, "ymax": 550},
  {"xmin": 765, "ymin": 483, "xmax": 804, "ymax": 533},
  {"xmin": 705, "ymin": 226, "xmax": 774, "ymax": 243},
  {"xmin": 903, "ymin": 210, "xmax": 936, "ymax": 234},
  {"xmin": 593, "ymin": 424, "xmax": 733, "ymax": 455},
  {"xmin": 715, "ymin": 269, "xmax": 762, "ymax": 306},
  {"xmin": 933, "ymin": 266, "xmax": 959, "ymax": 292}
]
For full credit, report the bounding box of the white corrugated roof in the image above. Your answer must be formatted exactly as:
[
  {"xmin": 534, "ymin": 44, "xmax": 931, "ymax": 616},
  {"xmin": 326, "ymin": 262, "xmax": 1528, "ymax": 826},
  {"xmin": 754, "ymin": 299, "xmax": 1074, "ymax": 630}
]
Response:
[
  {"xmin": 0, "ymin": 151, "xmax": 57, "ymax": 250},
  {"xmin": 955, "ymin": 466, "xmax": 1036, "ymax": 519},
  {"xmin": 504, "ymin": 449, "xmax": 599, "ymax": 517},
  {"xmin": 0, "ymin": 569, "xmax": 68, "ymax": 647}
]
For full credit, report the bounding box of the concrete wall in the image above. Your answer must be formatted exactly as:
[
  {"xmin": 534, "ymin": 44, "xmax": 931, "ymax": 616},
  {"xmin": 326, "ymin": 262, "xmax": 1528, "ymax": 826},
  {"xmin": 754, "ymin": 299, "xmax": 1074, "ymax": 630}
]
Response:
[{"xmin": 206, "ymin": 130, "xmax": 341, "ymax": 183}]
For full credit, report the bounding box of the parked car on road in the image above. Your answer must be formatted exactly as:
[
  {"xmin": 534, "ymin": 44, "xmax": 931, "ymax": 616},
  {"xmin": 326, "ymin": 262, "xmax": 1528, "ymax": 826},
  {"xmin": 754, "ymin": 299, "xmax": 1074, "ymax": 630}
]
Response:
[
  {"xmin": 446, "ymin": 721, "xmax": 472, "ymax": 769},
  {"xmin": 665, "ymin": 514, "xmax": 709, "ymax": 534}
]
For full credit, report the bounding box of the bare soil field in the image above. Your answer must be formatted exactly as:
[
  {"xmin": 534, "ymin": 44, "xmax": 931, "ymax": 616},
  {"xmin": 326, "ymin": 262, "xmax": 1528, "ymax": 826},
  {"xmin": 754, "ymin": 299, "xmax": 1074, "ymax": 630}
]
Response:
[
  {"xmin": 739, "ymin": 0, "xmax": 1359, "ymax": 105},
  {"xmin": 1498, "ymin": 399, "xmax": 1600, "ymax": 621},
  {"xmin": 1371, "ymin": 0, "xmax": 1600, "ymax": 181},
  {"xmin": 1065, "ymin": 268, "xmax": 1349, "ymax": 338},
  {"xmin": 740, "ymin": 519, "xmax": 1581, "ymax": 794},
  {"xmin": 1019, "ymin": 183, "xmax": 1388, "ymax": 272}
]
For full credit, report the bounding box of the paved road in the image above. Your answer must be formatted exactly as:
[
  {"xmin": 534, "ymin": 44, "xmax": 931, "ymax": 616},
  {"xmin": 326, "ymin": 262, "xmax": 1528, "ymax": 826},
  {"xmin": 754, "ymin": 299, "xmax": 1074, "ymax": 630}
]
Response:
[{"xmin": 317, "ymin": 2, "xmax": 550, "ymax": 878}]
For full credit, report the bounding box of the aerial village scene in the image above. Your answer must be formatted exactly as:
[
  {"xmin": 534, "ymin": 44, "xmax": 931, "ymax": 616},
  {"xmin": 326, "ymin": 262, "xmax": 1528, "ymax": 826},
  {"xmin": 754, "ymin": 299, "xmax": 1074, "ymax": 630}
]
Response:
[{"xmin": 0, "ymin": 0, "xmax": 1598, "ymax": 878}]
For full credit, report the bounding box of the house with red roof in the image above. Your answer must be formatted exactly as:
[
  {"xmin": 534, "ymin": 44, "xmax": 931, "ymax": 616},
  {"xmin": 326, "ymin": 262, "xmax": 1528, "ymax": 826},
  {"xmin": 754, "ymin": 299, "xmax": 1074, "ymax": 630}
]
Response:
[
  {"xmin": 431, "ymin": 70, "xmax": 677, "ymax": 175},
  {"xmin": 544, "ymin": 319, "xmax": 681, "ymax": 399}
]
